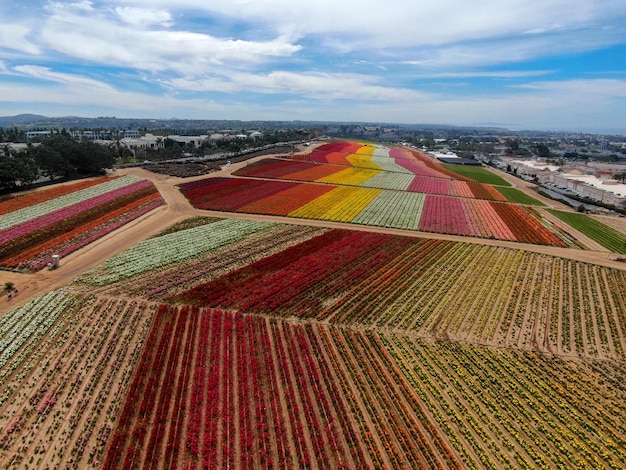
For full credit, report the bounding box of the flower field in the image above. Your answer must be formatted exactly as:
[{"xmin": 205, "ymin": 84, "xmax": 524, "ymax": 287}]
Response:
[
  {"xmin": 1, "ymin": 145, "xmax": 626, "ymax": 470},
  {"xmin": 78, "ymin": 220, "xmax": 626, "ymax": 362},
  {"xmin": 234, "ymin": 156, "xmax": 514, "ymax": 201},
  {"xmin": 79, "ymin": 218, "xmax": 275, "ymax": 286},
  {"xmin": 0, "ymin": 175, "xmax": 163, "ymax": 271},
  {"xmin": 285, "ymin": 141, "xmax": 476, "ymax": 181},
  {"xmin": 0, "ymin": 176, "xmax": 115, "ymax": 215},
  {"xmin": 99, "ymin": 305, "xmax": 626, "ymax": 470},
  {"xmin": 1, "ymin": 213, "xmax": 626, "ymax": 468},
  {"xmin": 0, "ymin": 292, "xmax": 157, "ymax": 468},
  {"xmin": 178, "ymin": 177, "xmax": 569, "ymax": 246}
]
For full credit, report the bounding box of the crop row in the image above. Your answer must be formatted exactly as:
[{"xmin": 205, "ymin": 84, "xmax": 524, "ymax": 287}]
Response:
[
  {"xmin": 78, "ymin": 218, "xmax": 275, "ymax": 286},
  {"xmin": 120, "ymin": 225, "xmax": 626, "ymax": 362},
  {"xmin": 285, "ymin": 141, "xmax": 474, "ymax": 183},
  {"xmin": 547, "ymin": 209, "xmax": 626, "ymax": 254},
  {"xmin": 0, "ymin": 291, "xmax": 75, "ymax": 382},
  {"xmin": 178, "ymin": 177, "xmax": 569, "ymax": 246},
  {"xmin": 0, "ymin": 179, "xmax": 154, "ymax": 245},
  {"xmin": 103, "ymin": 306, "xmax": 464, "ymax": 469},
  {"xmin": 102, "ymin": 224, "xmax": 329, "ymax": 300},
  {"xmin": 0, "ymin": 176, "xmax": 115, "ymax": 216},
  {"xmin": 170, "ymin": 229, "xmax": 415, "ymax": 316},
  {"xmin": 0, "ymin": 293, "xmax": 156, "ymax": 468},
  {"xmin": 1, "ymin": 190, "xmax": 162, "ymax": 271},
  {"xmin": 0, "ymin": 175, "xmax": 143, "ymax": 231},
  {"xmin": 99, "ymin": 303, "xmax": 626, "ymax": 469},
  {"xmin": 0, "ymin": 177, "xmax": 163, "ymax": 271},
  {"xmin": 381, "ymin": 335, "xmax": 626, "ymax": 469},
  {"xmin": 235, "ymin": 157, "xmax": 510, "ymax": 201}
]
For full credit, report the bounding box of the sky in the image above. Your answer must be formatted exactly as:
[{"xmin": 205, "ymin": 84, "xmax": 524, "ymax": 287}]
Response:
[{"xmin": 1, "ymin": 0, "xmax": 626, "ymax": 133}]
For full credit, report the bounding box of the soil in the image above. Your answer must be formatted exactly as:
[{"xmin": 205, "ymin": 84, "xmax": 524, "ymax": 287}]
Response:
[
  {"xmin": 143, "ymin": 161, "xmax": 222, "ymax": 178},
  {"xmin": 138, "ymin": 145, "xmax": 300, "ymax": 178}
]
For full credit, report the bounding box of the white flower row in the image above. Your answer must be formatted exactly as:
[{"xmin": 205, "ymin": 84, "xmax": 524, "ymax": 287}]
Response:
[
  {"xmin": 370, "ymin": 156, "xmax": 414, "ymax": 174},
  {"xmin": 360, "ymin": 171, "xmax": 414, "ymax": 191},
  {"xmin": 372, "ymin": 146, "xmax": 390, "ymax": 158},
  {"xmin": 0, "ymin": 291, "xmax": 70, "ymax": 371},
  {"xmin": 352, "ymin": 191, "xmax": 426, "ymax": 231},
  {"xmin": 0, "ymin": 175, "xmax": 143, "ymax": 231},
  {"xmin": 82, "ymin": 219, "xmax": 274, "ymax": 285}
]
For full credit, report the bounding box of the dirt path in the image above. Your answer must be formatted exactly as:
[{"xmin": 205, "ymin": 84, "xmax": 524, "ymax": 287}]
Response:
[{"xmin": 2, "ymin": 153, "xmax": 626, "ymax": 317}]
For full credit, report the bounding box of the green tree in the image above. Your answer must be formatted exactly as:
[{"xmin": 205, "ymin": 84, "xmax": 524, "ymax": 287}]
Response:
[
  {"xmin": 506, "ymin": 138, "xmax": 519, "ymax": 153},
  {"xmin": 0, "ymin": 156, "xmax": 20, "ymax": 191},
  {"xmin": 39, "ymin": 134, "xmax": 115, "ymax": 175},
  {"xmin": 531, "ymin": 143, "xmax": 551, "ymax": 158},
  {"xmin": 0, "ymin": 151, "xmax": 38, "ymax": 192},
  {"xmin": 31, "ymin": 145, "xmax": 68, "ymax": 179},
  {"xmin": 1, "ymin": 127, "xmax": 26, "ymax": 143}
]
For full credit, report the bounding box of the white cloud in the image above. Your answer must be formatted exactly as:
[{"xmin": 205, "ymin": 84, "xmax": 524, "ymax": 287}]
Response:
[
  {"xmin": 0, "ymin": 24, "xmax": 40, "ymax": 54},
  {"xmin": 6, "ymin": 0, "xmax": 626, "ymax": 75},
  {"xmin": 517, "ymin": 78, "xmax": 626, "ymax": 99},
  {"xmin": 163, "ymin": 70, "xmax": 428, "ymax": 101},
  {"xmin": 106, "ymin": 0, "xmax": 626, "ymax": 49},
  {"xmin": 45, "ymin": 0, "xmax": 95, "ymax": 13},
  {"xmin": 2, "ymin": 0, "xmax": 626, "ymax": 132},
  {"xmin": 114, "ymin": 6, "xmax": 173, "ymax": 28},
  {"xmin": 1, "ymin": 66, "xmax": 625, "ymax": 133},
  {"xmin": 0, "ymin": 70, "xmax": 212, "ymax": 117},
  {"xmin": 36, "ymin": 5, "xmax": 301, "ymax": 73},
  {"xmin": 13, "ymin": 65, "xmax": 117, "ymax": 91},
  {"xmin": 46, "ymin": 0, "xmax": 622, "ymax": 77},
  {"xmin": 405, "ymin": 70, "xmax": 555, "ymax": 79}
]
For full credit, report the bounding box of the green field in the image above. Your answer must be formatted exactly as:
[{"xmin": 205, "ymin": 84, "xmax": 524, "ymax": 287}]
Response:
[
  {"xmin": 442, "ymin": 163, "xmax": 511, "ymax": 186},
  {"xmin": 497, "ymin": 187, "xmax": 546, "ymax": 206},
  {"xmin": 547, "ymin": 209, "xmax": 626, "ymax": 253}
]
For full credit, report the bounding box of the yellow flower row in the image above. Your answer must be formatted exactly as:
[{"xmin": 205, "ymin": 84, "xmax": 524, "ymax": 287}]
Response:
[
  {"xmin": 346, "ymin": 154, "xmax": 383, "ymax": 170},
  {"xmin": 354, "ymin": 144, "xmax": 377, "ymax": 155},
  {"xmin": 317, "ymin": 167, "xmax": 380, "ymax": 185},
  {"xmin": 289, "ymin": 186, "xmax": 381, "ymax": 222}
]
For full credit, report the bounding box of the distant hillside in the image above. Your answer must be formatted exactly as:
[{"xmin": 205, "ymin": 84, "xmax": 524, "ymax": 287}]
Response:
[
  {"xmin": 0, "ymin": 114, "xmax": 511, "ymax": 133},
  {"xmin": 0, "ymin": 114, "xmax": 48, "ymax": 127}
]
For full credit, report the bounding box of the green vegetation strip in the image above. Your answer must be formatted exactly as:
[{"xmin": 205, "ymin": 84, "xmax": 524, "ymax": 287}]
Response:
[
  {"xmin": 441, "ymin": 163, "xmax": 511, "ymax": 186},
  {"xmin": 547, "ymin": 209, "xmax": 626, "ymax": 254},
  {"xmin": 150, "ymin": 216, "xmax": 224, "ymax": 238},
  {"xmin": 496, "ymin": 187, "xmax": 545, "ymax": 206}
]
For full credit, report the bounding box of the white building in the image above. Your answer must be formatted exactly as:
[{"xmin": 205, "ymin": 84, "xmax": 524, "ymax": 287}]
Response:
[
  {"xmin": 26, "ymin": 130, "xmax": 51, "ymax": 139},
  {"xmin": 120, "ymin": 133, "xmax": 163, "ymax": 150},
  {"xmin": 167, "ymin": 135, "xmax": 208, "ymax": 148},
  {"xmin": 550, "ymin": 173, "xmax": 626, "ymax": 206}
]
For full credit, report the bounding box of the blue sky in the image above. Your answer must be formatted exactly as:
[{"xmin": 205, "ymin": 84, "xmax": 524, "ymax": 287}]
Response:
[{"xmin": 1, "ymin": 0, "xmax": 626, "ymax": 133}]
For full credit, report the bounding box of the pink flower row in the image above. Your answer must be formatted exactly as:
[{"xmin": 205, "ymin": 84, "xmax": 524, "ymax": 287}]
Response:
[
  {"xmin": 25, "ymin": 197, "xmax": 163, "ymax": 270},
  {"xmin": 418, "ymin": 195, "xmax": 517, "ymax": 240},
  {"xmin": 0, "ymin": 180, "xmax": 153, "ymax": 244}
]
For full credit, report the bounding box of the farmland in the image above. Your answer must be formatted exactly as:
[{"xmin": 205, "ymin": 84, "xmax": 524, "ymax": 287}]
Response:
[
  {"xmin": 547, "ymin": 209, "xmax": 626, "ymax": 254},
  {"xmin": 495, "ymin": 187, "xmax": 546, "ymax": 206},
  {"xmin": 179, "ymin": 177, "xmax": 569, "ymax": 246},
  {"xmin": 1, "ymin": 140, "xmax": 626, "ymax": 469},
  {"xmin": 175, "ymin": 142, "xmax": 576, "ymax": 247},
  {"xmin": 440, "ymin": 163, "xmax": 511, "ymax": 186},
  {"xmin": 0, "ymin": 175, "xmax": 163, "ymax": 271},
  {"xmin": 233, "ymin": 158, "xmax": 508, "ymax": 200}
]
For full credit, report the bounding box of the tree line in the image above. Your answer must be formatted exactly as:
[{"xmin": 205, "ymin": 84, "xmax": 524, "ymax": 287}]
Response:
[{"xmin": 1, "ymin": 133, "xmax": 116, "ymax": 193}]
